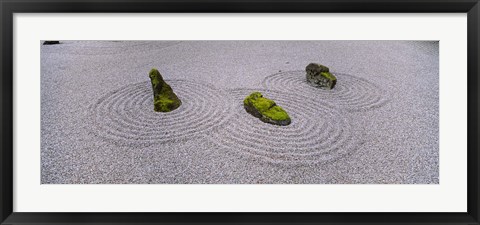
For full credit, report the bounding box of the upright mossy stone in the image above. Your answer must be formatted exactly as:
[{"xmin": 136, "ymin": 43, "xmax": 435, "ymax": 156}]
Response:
[
  {"xmin": 243, "ymin": 92, "xmax": 291, "ymax": 126},
  {"xmin": 148, "ymin": 68, "xmax": 182, "ymax": 112},
  {"xmin": 43, "ymin": 41, "xmax": 60, "ymax": 45},
  {"xmin": 306, "ymin": 63, "xmax": 337, "ymax": 89}
]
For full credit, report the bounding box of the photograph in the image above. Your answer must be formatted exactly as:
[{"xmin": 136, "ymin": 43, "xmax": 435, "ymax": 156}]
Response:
[{"xmin": 40, "ymin": 40, "xmax": 439, "ymax": 184}]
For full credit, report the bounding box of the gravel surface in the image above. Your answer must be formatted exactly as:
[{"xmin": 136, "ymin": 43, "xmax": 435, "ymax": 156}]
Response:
[{"xmin": 41, "ymin": 41, "xmax": 439, "ymax": 184}]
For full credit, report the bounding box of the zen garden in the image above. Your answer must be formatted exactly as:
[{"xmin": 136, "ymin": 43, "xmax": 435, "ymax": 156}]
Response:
[{"xmin": 41, "ymin": 41, "xmax": 439, "ymax": 184}]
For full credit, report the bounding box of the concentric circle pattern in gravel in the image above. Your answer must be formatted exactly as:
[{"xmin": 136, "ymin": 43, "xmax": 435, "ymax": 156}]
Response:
[
  {"xmin": 209, "ymin": 89, "xmax": 362, "ymax": 165},
  {"xmin": 262, "ymin": 70, "xmax": 390, "ymax": 112},
  {"xmin": 89, "ymin": 80, "xmax": 234, "ymax": 146}
]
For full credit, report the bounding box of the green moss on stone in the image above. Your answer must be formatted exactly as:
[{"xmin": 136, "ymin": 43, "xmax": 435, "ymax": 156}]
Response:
[
  {"xmin": 306, "ymin": 63, "xmax": 337, "ymax": 89},
  {"xmin": 320, "ymin": 71, "xmax": 336, "ymax": 81},
  {"xmin": 243, "ymin": 92, "xmax": 262, "ymax": 104},
  {"xmin": 252, "ymin": 97, "xmax": 275, "ymax": 112},
  {"xmin": 149, "ymin": 68, "xmax": 181, "ymax": 112},
  {"xmin": 244, "ymin": 92, "xmax": 291, "ymax": 125},
  {"xmin": 262, "ymin": 105, "xmax": 290, "ymax": 121}
]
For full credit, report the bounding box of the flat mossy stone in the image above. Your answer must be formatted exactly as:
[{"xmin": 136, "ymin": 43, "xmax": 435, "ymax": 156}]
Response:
[
  {"xmin": 43, "ymin": 41, "xmax": 60, "ymax": 45},
  {"xmin": 148, "ymin": 68, "xmax": 182, "ymax": 112},
  {"xmin": 243, "ymin": 92, "xmax": 291, "ymax": 126},
  {"xmin": 306, "ymin": 63, "xmax": 337, "ymax": 89}
]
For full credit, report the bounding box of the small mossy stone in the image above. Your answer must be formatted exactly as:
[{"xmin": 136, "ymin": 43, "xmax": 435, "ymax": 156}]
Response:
[
  {"xmin": 148, "ymin": 68, "xmax": 182, "ymax": 112},
  {"xmin": 43, "ymin": 41, "xmax": 60, "ymax": 45},
  {"xmin": 306, "ymin": 63, "xmax": 336, "ymax": 89},
  {"xmin": 244, "ymin": 92, "xmax": 291, "ymax": 126}
]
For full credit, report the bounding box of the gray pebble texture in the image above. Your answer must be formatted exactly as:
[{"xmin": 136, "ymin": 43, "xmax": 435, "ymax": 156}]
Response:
[{"xmin": 41, "ymin": 41, "xmax": 439, "ymax": 184}]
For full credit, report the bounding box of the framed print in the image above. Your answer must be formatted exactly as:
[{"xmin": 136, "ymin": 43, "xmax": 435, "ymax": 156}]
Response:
[{"xmin": 1, "ymin": 0, "xmax": 479, "ymax": 224}]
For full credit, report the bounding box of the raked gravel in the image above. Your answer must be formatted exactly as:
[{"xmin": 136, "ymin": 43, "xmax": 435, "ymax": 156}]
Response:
[{"xmin": 41, "ymin": 41, "xmax": 439, "ymax": 184}]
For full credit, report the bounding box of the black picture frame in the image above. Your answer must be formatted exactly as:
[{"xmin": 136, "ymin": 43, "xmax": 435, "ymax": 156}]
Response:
[{"xmin": 1, "ymin": 0, "xmax": 479, "ymax": 224}]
